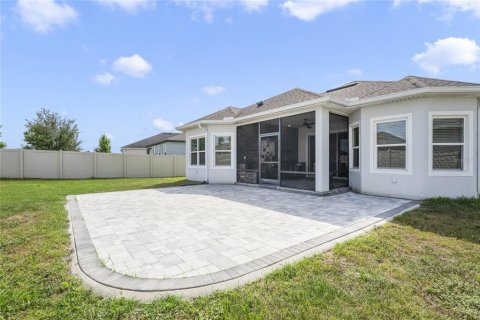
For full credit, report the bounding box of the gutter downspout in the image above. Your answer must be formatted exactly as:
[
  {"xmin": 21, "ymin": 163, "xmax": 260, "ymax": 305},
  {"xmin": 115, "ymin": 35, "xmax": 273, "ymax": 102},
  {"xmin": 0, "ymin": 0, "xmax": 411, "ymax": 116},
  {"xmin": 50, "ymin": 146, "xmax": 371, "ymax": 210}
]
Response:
[{"xmin": 198, "ymin": 123, "xmax": 209, "ymax": 183}]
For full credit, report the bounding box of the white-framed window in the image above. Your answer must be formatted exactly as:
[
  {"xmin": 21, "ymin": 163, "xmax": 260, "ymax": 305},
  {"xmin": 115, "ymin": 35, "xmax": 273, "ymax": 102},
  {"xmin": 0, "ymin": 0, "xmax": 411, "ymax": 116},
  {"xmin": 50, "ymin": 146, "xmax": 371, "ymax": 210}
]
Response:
[
  {"xmin": 349, "ymin": 122, "xmax": 360, "ymax": 170},
  {"xmin": 214, "ymin": 135, "xmax": 232, "ymax": 167},
  {"xmin": 370, "ymin": 113, "xmax": 412, "ymax": 174},
  {"xmin": 428, "ymin": 111, "xmax": 473, "ymax": 176},
  {"xmin": 190, "ymin": 136, "xmax": 205, "ymax": 166}
]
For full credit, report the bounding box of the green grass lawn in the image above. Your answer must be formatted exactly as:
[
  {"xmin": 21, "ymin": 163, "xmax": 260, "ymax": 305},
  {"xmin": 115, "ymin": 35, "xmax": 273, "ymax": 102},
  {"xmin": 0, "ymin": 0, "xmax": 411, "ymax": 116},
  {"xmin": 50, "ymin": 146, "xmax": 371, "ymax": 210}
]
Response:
[{"xmin": 1, "ymin": 178, "xmax": 479, "ymax": 319}]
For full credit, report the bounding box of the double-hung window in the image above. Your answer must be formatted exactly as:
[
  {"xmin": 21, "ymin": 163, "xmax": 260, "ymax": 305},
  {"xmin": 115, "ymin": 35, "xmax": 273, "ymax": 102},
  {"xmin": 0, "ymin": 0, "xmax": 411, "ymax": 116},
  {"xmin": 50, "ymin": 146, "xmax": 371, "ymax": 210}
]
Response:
[
  {"xmin": 429, "ymin": 112, "xmax": 472, "ymax": 176},
  {"xmin": 214, "ymin": 135, "xmax": 232, "ymax": 166},
  {"xmin": 190, "ymin": 137, "xmax": 205, "ymax": 166},
  {"xmin": 350, "ymin": 124, "xmax": 360, "ymax": 169},
  {"xmin": 432, "ymin": 118, "xmax": 464, "ymax": 170},
  {"xmin": 371, "ymin": 114, "xmax": 411, "ymax": 173}
]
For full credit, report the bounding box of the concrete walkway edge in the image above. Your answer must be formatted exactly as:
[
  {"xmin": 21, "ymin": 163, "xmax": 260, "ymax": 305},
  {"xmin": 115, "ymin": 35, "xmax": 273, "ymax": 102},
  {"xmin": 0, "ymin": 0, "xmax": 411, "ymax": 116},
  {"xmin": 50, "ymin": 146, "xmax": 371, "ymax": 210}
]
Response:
[{"xmin": 67, "ymin": 194, "xmax": 419, "ymax": 301}]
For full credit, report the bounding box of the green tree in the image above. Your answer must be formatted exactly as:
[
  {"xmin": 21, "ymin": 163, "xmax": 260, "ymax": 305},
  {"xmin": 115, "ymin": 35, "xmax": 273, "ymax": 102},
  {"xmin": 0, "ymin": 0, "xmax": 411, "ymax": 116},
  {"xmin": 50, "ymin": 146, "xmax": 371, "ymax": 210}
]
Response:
[
  {"xmin": 23, "ymin": 108, "xmax": 82, "ymax": 151},
  {"xmin": 95, "ymin": 134, "xmax": 112, "ymax": 153},
  {"xmin": 0, "ymin": 125, "xmax": 6, "ymax": 149}
]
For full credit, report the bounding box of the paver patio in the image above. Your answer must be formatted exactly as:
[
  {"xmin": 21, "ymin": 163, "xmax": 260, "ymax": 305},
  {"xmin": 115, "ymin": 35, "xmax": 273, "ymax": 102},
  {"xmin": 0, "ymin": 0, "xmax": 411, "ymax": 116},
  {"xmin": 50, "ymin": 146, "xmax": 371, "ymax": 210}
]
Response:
[{"xmin": 68, "ymin": 184, "xmax": 418, "ymax": 298}]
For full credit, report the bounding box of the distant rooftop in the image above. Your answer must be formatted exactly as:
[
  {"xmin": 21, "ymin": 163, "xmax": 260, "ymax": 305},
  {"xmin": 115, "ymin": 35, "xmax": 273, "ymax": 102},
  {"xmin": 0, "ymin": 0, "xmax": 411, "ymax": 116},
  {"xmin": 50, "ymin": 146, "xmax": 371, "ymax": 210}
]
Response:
[{"xmin": 122, "ymin": 132, "xmax": 185, "ymax": 149}]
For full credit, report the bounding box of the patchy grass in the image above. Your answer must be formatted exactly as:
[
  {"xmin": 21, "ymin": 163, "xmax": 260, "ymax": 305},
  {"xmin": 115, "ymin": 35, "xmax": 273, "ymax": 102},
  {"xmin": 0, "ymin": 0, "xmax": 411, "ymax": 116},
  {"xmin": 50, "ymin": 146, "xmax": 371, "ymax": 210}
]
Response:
[{"xmin": 1, "ymin": 179, "xmax": 479, "ymax": 319}]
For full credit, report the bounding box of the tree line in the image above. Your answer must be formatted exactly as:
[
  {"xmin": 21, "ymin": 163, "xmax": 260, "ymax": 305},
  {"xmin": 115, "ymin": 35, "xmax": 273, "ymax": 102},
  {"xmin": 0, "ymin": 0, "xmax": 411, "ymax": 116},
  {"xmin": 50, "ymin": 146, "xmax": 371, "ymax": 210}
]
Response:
[{"xmin": 0, "ymin": 108, "xmax": 111, "ymax": 153}]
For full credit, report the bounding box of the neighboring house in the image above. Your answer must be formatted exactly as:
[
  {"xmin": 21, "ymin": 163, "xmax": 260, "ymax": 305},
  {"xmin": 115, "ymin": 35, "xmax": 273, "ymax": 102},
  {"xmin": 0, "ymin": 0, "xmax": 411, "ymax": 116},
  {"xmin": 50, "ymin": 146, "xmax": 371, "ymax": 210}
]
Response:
[
  {"xmin": 122, "ymin": 132, "xmax": 185, "ymax": 155},
  {"xmin": 177, "ymin": 75, "xmax": 480, "ymax": 200}
]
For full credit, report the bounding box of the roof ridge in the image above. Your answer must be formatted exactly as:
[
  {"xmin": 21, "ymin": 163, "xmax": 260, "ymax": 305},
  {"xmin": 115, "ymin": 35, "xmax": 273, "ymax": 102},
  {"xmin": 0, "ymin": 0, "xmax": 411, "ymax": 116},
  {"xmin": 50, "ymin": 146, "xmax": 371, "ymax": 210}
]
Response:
[
  {"xmin": 359, "ymin": 80, "xmax": 404, "ymax": 99},
  {"xmin": 402, "ymin": 75, "xmax": 427, "ymax": 88},
  {"xmin": 255, "ymin": 88, "xmax": 320, "ymax": 105},
  {"xmin": 404, "ymin": 75, "xmax": 480, "ymax": 86},
  {"xmin": 325, "ymin": 80, "xmax": 395, "ymax": 94},
  {"xmin": 293, "ymin": 87, "xmax": 323, "ymax": 97},
  {"xmin": 203, "ymin": 105, "xmax": 240, "ymax": 118},
  {"xmin": 226, "ymin": 106, "xmax": 241, "ymax": 113}
]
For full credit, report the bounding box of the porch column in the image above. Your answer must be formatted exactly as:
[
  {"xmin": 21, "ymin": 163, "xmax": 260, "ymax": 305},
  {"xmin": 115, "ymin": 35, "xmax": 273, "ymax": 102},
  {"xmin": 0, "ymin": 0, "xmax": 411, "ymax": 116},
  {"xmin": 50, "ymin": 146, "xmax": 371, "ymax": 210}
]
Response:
[{"xmin": 315, "ymin": 107, "xmax": 330, "ymax": 192}]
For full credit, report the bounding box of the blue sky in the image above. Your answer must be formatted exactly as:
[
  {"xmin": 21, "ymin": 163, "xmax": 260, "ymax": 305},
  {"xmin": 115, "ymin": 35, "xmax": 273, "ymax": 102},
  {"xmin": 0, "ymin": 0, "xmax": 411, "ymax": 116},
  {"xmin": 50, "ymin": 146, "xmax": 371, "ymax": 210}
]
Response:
[{"xmin": 1, "ymin": 0, "xmax": 479, "ymax": 152}]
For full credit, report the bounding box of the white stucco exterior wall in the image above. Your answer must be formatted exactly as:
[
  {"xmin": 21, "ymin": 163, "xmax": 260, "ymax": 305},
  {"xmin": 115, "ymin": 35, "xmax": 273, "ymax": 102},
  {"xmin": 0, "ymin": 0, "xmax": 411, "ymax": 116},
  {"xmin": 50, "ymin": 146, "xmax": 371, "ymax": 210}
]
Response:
[
  {"xmin": 185, "ymin": 124, "xmax": 237, "ymax": 184},
  {"xmin": 348, "ymin": 108, "xmax": 361, "ymax": 192},
  {"xmin": 183, "ymin": 97, "xmax": 479, "ymax": 199},
  {"xmin": 358, "ymin": 97, "xmax": 478, "ymax": 199}
]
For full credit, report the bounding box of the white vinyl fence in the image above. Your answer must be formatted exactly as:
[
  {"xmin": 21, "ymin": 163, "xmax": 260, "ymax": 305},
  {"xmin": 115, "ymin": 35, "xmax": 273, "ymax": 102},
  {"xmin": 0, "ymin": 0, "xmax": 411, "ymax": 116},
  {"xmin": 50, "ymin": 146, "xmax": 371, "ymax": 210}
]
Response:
[{"xmin": 0, "ymin": 149, "xmax": 186, "ymax": 179}]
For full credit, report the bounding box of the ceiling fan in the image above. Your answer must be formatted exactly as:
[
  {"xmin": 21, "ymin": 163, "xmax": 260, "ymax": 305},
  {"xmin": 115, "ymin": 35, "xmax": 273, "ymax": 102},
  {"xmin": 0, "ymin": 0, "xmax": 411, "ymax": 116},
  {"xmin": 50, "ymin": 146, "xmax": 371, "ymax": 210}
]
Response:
[{"xmin": 289, "ymin": 119, "xmax": 315, "ymax": 129}]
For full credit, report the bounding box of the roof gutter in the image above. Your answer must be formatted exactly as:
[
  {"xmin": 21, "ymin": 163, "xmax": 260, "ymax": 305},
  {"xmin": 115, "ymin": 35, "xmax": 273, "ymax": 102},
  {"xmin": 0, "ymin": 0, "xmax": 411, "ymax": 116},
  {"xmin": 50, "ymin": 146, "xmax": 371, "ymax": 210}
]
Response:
[
  {"xmin": 177, "ymin": 96, "xmax": 343, "ymax": 130},
  {"xmin": 234, "ymin": 96, "xmax": 343, "ymax": 124},
  {"xmin": 177, "ymin": 119, "xmax": 235, "ymax": 131}
]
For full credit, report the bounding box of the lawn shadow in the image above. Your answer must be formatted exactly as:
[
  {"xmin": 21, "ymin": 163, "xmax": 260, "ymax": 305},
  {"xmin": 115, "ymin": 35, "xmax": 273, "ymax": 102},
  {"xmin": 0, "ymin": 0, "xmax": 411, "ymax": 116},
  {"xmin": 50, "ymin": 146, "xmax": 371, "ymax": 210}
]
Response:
[{"xmin": 392, "ymin": 197, "xmax": 480, "ymax": 245}]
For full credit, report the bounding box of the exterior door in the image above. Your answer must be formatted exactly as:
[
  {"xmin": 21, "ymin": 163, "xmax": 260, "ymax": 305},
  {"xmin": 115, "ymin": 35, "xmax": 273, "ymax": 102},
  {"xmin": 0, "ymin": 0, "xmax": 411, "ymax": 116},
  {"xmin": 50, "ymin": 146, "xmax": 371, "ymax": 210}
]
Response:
[{"xmin": 260, "ymin": 134, "xmax": 279, "ymax": 184}]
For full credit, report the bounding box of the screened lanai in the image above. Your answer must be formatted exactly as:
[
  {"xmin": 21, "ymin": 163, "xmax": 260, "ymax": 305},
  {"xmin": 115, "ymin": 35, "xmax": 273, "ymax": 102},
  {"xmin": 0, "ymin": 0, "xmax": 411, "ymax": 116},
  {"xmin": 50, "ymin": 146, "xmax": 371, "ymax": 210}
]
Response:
[{"xmin": 236, "ymin": 111, "xmax": 316, "ymax": 191}]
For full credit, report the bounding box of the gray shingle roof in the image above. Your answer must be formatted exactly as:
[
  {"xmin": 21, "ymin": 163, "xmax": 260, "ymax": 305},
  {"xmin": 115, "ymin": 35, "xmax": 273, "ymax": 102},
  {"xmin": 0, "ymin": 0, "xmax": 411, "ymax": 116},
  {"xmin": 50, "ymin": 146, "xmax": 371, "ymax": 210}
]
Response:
[
  {"xmin": 122, "ymin": 132, "xmax": 183, "ymax": 149},
  {"xmin": 180, "ymin": 89, "xmax": 321, "ymax": 127},
  {"xmin": 325, "ymin": 81, "xmax": 394, "ymax": 100},
  {"xmin": 165, "ymin": 132, "xmax": 185, "ymax": 142},
  {"xmin": 236, "ymin": 88, "xmax": 323, "ymax": 117},
  {"xmin": 182, "ymin": 106, "xmax": 241, "ymax": 127},
  {"xmin": 180, "ymin": 75, "xmax": 479, "ymax": 129},
  {"xmin": 323, "ymin": 76, "xmax": 479, "ymax": 100},
  {"xmin": 198, "ymin": 106, "xmax": 241, "ymax": 121},
  {"xmin": 363, "ymin": 76, "xmax": 480, "ymax": 98}
]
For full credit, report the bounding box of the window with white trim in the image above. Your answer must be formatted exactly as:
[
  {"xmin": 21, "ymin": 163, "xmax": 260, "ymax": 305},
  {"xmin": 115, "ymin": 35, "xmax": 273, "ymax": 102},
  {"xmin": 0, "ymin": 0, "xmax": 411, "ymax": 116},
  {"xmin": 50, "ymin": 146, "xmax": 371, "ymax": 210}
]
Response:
[
  {"xmin": 351, "ymin": 125, "xmax": 360, "ymax": 169},
  {"xmin": 375, "ymin": 119, "xmax": 407, "ymax": 169},
  {"xmin": 190, "ymin": 137, "xmax": 205, "ymax": 166},
  {"xmin": 432, "ymin": 117, "xmax": 464, "ymax": 170},
  {"xmin": 214, "ymin": 135, "xmax": 231, "ymax": 166}
]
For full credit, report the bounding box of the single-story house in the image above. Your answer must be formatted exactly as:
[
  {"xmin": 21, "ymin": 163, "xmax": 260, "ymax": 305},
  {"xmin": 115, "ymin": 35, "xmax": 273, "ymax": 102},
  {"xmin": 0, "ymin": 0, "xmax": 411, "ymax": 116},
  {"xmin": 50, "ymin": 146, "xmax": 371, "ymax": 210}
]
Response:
[
  {"xmin": 177, "ymin": 75, "xmax": 480, "ymax": 200},
  {"xmin": 121, "ymin": 132, "xmax": 185, "ymax": 155}
]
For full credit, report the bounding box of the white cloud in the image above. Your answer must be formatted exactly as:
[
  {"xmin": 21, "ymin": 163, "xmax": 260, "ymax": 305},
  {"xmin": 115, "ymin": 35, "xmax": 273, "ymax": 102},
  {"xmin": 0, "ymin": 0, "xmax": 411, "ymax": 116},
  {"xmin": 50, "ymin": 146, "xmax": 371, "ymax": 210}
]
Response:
[
  {"xmin": 281, "ymin": 0, "xmax": 360, "ymax": 21},
  {"xmin": 16, "ymin": 0, "xmax": 78, "ymax": 33},
  {"xmin": 153, "ymin": 118, "xmax": 177, "ymax": 132},
  {"xmin": 96, "ymin": 0, "xmax": 155, "ymax": 14},
  {"xmin": 347, "ymin": 68, "xmax": 363, "ymax": 76},
  {"xmin": 240, "ymin": 0, "xmax": 269, "ymax": 12},
  {"xmin": 94, "ymin": 73, "xmax": 116, "ymax": 85},
  {"xmin": 113, "ymin": 54, "xmax": 152, "ymax": 78},
  {"xmin": 412, "ymin": 37, "xmax": 480, "ymax": 74},
  {"xmin": 173, "ymin": 0, "xmax": 267, "ymax": 23},
  {"xmin": 105, "ymin": 133, "xmax": 114, "ymax": 139},
  {"xmin": 202, "ymin": 85, "xmax": 226, "ymax": 95},
  {"xmin": 393, "ymin": 0, "xmax": 480, "ymax": 19},
  {"xmin": 173, "ymin": 0, "xmax": 223, "ymax": 23}
]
